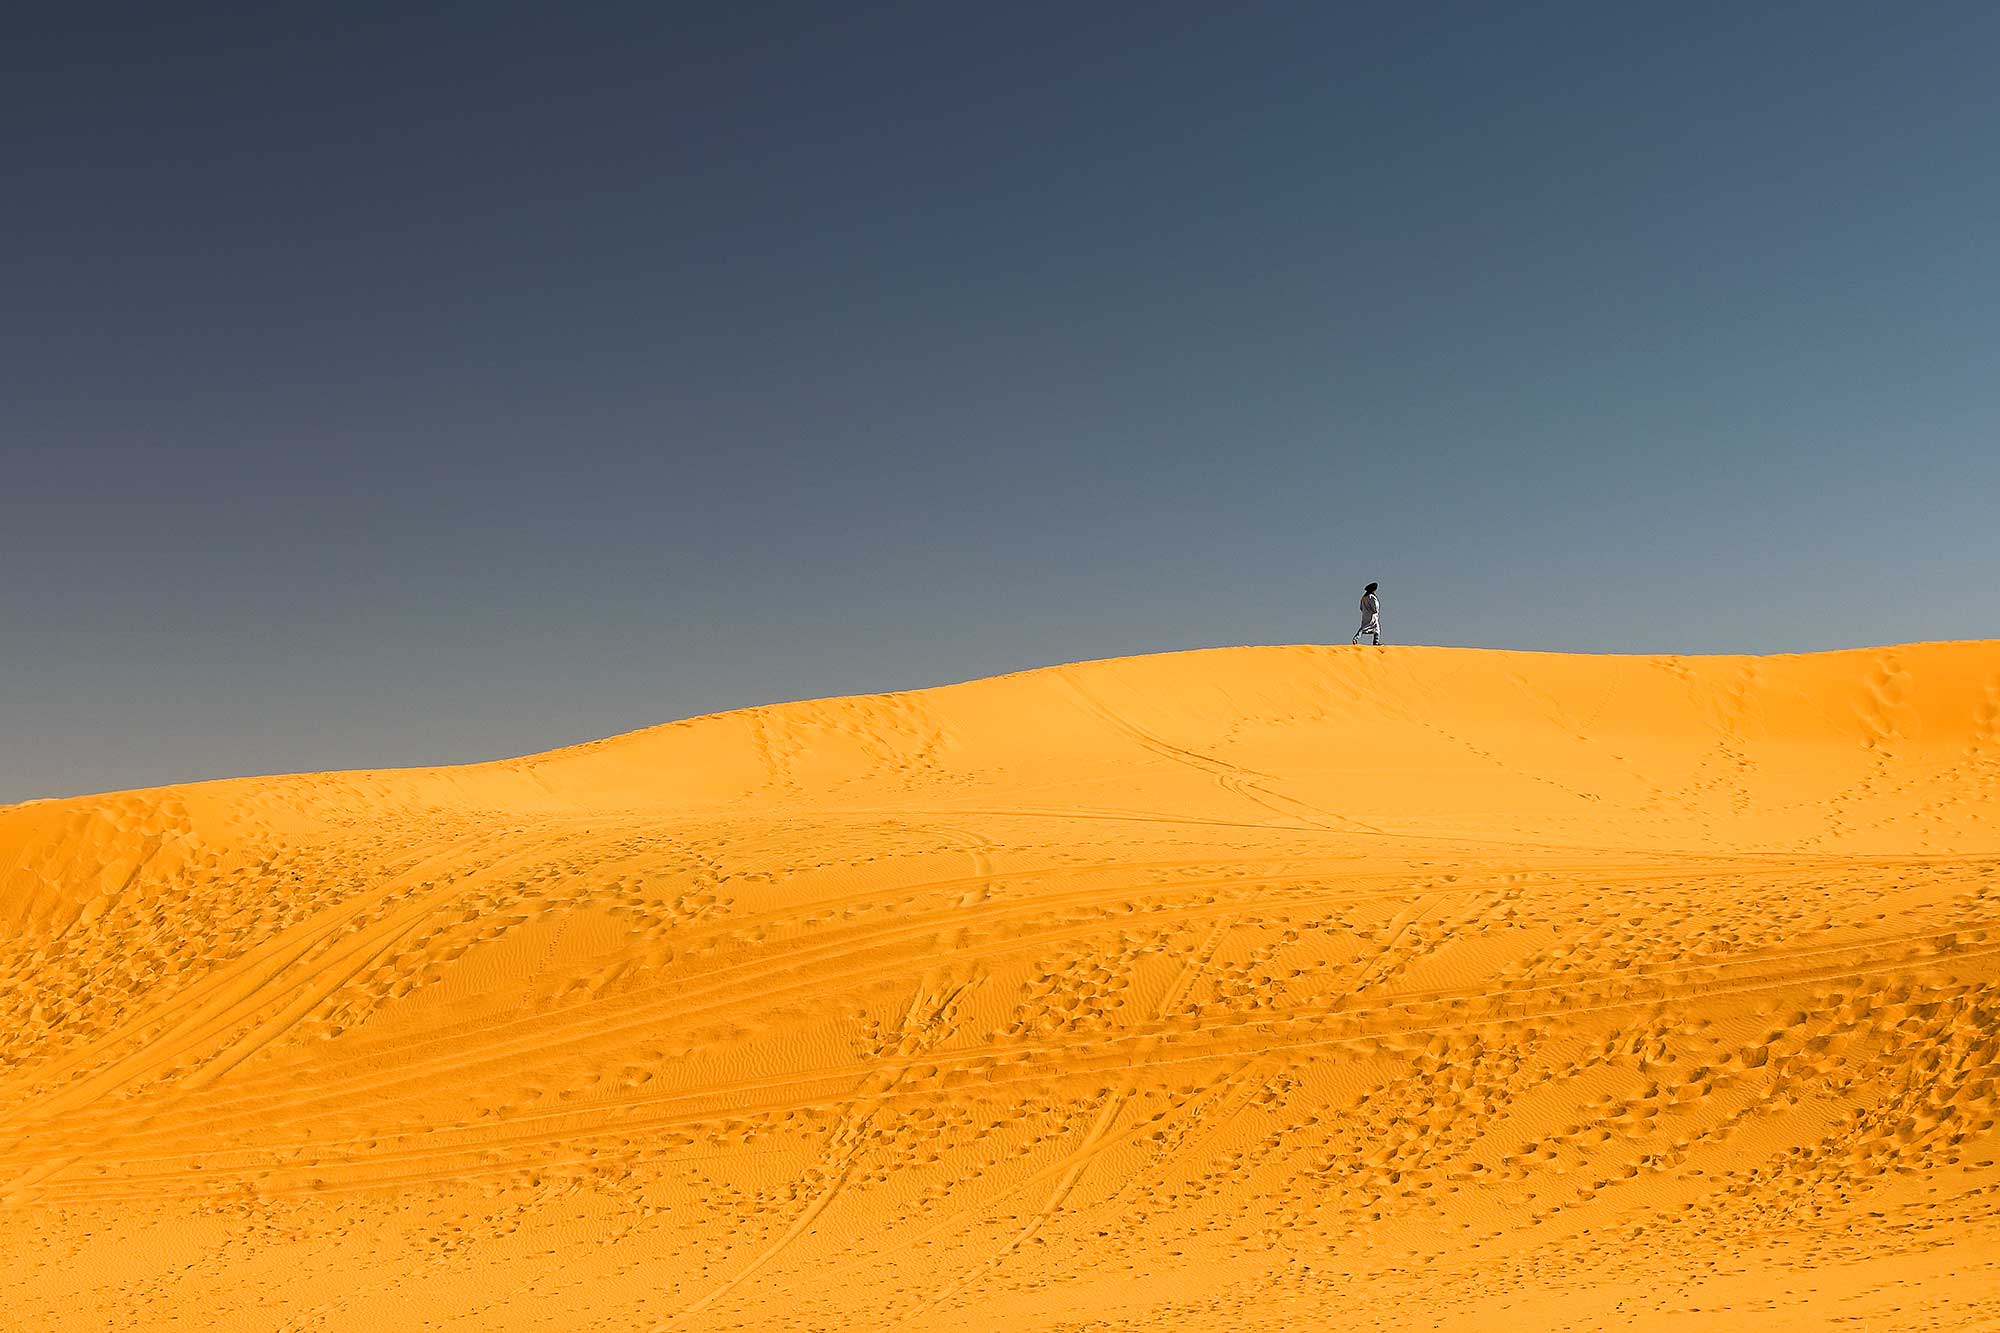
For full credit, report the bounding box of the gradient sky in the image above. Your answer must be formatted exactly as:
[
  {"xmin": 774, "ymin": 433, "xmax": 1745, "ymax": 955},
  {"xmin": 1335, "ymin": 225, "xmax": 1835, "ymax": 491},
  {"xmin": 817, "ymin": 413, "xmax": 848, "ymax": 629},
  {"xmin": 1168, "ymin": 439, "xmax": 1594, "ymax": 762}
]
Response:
[{"xmin": 6, "ymin": 2, "xmax": 1998, "ymax": 801}]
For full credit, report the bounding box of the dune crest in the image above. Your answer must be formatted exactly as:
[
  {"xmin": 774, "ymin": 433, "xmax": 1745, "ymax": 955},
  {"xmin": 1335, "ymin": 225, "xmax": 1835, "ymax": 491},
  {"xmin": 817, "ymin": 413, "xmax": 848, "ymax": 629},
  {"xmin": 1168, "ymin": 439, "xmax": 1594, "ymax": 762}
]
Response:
[{"xmin": 5, "ymin": 641, "xmax": 2000, "ymax": 1329}]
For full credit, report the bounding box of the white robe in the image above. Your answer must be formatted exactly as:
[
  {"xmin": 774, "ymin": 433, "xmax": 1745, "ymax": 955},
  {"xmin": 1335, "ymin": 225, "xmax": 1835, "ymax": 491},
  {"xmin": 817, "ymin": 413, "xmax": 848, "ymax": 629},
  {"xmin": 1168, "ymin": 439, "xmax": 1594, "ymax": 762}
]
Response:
[{"xmin": 1357, "ymin": 593, "xmax": 1380, "ymax": 634}]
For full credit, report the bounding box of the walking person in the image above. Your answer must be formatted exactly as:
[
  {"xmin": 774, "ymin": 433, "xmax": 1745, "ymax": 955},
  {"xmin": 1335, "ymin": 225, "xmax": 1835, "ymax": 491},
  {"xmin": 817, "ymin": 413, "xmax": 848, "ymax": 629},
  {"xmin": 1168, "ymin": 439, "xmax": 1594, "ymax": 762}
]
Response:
[{"xmin": 1351, "ymin": 582, "xmax": 1381, "ymax": 645}]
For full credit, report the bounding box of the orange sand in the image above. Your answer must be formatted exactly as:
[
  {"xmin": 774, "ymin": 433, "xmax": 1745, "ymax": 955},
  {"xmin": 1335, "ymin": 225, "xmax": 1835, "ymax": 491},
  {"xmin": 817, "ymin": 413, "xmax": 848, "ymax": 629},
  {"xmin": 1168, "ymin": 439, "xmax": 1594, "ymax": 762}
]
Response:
[{"xmin": 5, "ymin": 643, "xmax": 2000, "ymax": 1330}]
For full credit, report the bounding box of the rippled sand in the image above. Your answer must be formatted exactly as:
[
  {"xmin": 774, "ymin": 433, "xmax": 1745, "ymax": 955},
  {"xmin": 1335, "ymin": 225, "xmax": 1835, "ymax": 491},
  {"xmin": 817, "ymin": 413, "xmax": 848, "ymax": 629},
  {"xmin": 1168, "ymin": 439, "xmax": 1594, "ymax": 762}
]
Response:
[{"xmin": 5, "ymin": 642, "xmax": 1999, "ymax": 1330}]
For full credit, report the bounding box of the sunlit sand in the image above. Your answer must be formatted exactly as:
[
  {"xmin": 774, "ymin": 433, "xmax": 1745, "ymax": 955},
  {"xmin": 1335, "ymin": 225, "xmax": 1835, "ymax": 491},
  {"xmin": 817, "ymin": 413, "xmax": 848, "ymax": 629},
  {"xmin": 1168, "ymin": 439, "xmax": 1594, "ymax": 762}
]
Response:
[{"xmin": 4, "ymin": 642, "xmax": 1998, "ymax": 1329}]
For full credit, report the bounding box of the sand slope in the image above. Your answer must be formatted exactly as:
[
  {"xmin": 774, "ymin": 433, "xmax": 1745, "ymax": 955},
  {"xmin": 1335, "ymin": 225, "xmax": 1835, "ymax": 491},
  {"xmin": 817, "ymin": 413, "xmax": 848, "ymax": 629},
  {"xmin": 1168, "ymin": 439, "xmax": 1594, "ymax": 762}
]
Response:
[{"xmin": 4, "ymin": 642, "xmax": 2000, "ymax": 1330}]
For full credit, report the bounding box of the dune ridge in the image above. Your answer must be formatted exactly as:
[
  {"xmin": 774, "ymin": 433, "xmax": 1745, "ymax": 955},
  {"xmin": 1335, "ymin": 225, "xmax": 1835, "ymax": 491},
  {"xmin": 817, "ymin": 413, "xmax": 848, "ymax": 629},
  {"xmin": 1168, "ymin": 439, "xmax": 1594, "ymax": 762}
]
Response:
[{"xmin": 4, "ymin": 641, "xmax": 2000, "ymax": 1329}]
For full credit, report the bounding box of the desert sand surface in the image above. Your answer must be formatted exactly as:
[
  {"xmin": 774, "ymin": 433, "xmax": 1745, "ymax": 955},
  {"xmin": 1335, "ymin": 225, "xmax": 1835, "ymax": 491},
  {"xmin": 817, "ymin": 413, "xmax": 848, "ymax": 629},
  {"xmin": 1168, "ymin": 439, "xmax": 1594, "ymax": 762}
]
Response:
[{"xmin": 5, "ymin": 642, "xmax": 2000, "ymax": 1330}]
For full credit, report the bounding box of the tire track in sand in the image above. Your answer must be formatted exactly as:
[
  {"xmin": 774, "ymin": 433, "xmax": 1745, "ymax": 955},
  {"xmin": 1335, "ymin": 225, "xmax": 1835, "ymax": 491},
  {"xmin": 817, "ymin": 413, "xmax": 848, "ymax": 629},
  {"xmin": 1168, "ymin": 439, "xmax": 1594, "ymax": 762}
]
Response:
[
  {"xmin": 20, "ymin": 928, "xmax": 1998, "ymax": 1209},
  {"xmin": 1058, "ymin": 673, "xmax": 1384, "ymax": 836},
  {"xmin": 890, "ymin": 916, "xmax": 1235, "ymax": 1327},
  {"xmin": 672, "ymin": 974, "xmax": 966, "ymax": 1322}
]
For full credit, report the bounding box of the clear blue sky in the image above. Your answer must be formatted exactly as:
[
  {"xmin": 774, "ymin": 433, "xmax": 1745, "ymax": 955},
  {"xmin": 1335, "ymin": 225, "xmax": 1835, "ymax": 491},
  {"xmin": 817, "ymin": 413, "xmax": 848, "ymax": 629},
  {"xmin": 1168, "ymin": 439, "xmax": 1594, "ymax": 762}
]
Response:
[{"xmin": 5, "ymin": 2, "xmax": 1997, "ymax": 801}]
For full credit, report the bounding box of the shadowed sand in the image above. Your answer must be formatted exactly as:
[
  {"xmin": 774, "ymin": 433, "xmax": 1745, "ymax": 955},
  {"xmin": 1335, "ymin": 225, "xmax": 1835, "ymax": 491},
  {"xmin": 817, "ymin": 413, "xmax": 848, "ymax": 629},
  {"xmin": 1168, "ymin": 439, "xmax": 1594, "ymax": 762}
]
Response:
[{"xmin": 4, "ymin": 642, "xmax": 2000, "ymax": 1330}]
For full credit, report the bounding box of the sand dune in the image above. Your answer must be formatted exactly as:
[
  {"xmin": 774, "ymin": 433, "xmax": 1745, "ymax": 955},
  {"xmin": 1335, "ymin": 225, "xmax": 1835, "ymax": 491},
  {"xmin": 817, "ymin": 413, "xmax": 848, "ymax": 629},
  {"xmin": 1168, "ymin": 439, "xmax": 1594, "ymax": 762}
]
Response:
[{"xmin": 4, "ymin": 642, "xmax": 2000, "ymax": 1330}]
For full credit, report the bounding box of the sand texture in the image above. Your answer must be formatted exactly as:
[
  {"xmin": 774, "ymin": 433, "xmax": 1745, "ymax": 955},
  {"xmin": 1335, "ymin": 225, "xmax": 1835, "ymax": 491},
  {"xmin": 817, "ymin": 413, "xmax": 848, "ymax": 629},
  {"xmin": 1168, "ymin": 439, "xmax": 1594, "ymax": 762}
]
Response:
[{"xmin": 5, "ymin": 642, "xmax": 2000, "ymax": 1330}]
